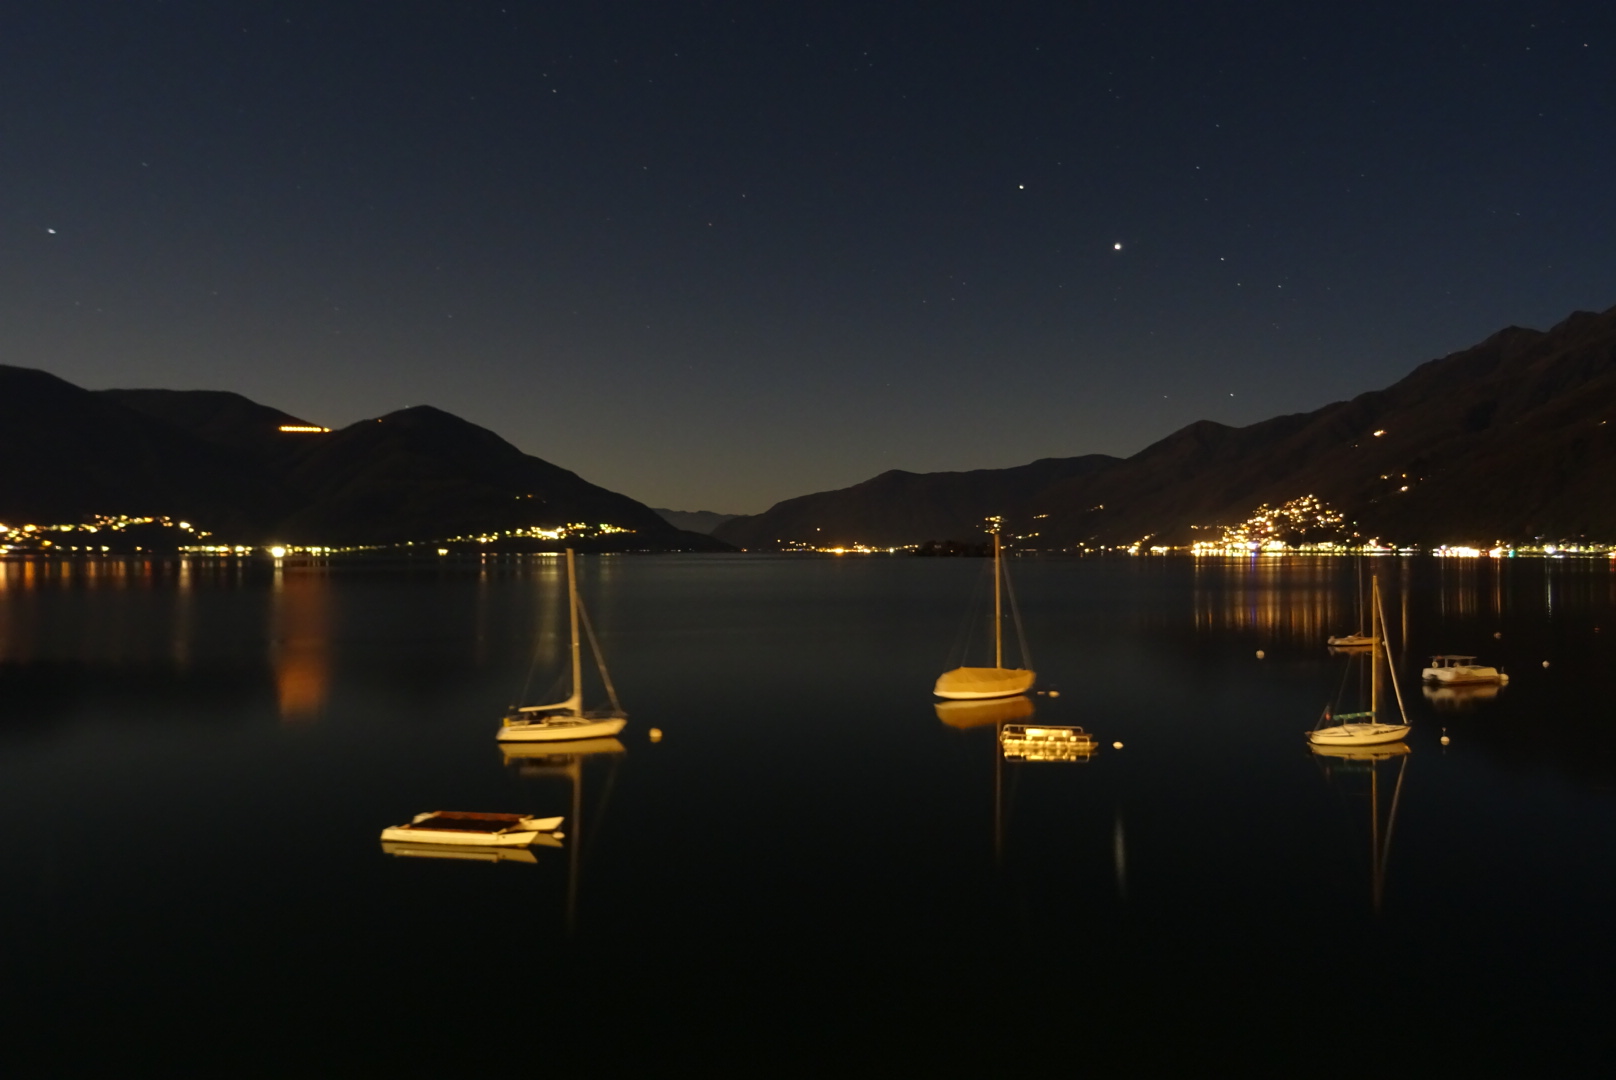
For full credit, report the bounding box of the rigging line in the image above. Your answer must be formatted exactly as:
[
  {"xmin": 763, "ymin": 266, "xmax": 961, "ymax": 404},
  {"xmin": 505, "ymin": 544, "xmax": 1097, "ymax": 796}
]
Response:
[
  {"xmin": 591, "ymin": 756, "xmax": 621, "ymax": 848},
  {"xmin": 1003, "ymin": 553, "xmax": 1032, "ymax": 671},
  {"xmin": 575, "ymin": 597, "xmax": 622, "ymax": 713},
  {"xmin": 516, "ymin": 561, "xmax": 568, "ymax": 705},
  {"xmin": 517, "ymin": 591, "xmax": 552, "ymax": 705},
  {"xmin": 946, "ymin": 559, "xmax": 992, "ymax": 669},
  {"xmin": 1376, "ymin": 586, "xmax": 1410, "ymax": 723},
  {"xmin": 1378, "ymin": 753, "xmax": 1409, "ymax": 881},
  {"xmin": 1332, "ymin": 649, "xmax": 1355, "ymax": 712}
]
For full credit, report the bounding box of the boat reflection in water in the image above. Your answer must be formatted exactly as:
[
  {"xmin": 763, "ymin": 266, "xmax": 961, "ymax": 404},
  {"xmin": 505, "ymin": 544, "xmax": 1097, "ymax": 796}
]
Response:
[
  {"xmin": 934, "ymin": 695, "xmax": 1034, "ymax": 730},
  {"xmin": 1422, "ymin": 681, "xmax": 1503, "ymax": 712},
  {"xmin": 1310, "ymin": 742, "xmax": 1410, "ymax": 912},
  {"xmin": 500, "ymin": 737, "xmax": 626, "ymax": 768},
  {"xmin": 379, "ymin": 841, "xmax": 552, "ymax": 864},
  {"xmin": 502, "ymin": 737, "xmax": 626, "ymax": 929}
]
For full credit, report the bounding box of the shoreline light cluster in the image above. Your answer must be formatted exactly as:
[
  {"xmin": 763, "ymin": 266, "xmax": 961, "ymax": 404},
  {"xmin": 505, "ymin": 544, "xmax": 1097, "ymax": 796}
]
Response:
[{"xmin": 0, "ymin": 515, "xmax": 208, "ymax": 554}]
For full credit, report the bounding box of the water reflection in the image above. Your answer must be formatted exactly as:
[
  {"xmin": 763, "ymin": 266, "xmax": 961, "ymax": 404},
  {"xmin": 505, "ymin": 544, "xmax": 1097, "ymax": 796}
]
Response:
[
  {"xmin": 379, "ymin": 841, "xmax": 550, "ymax": 863},
  {"xmin": 934, "ymin": 695, "xmax": 1033, "ymax": 729},
  {"xmin": 503, "ymin": 738, "xmax": 625, "ymax": 929},
  {"xmin": 271, "ymin": 567, "xmax": 332, "ymax": 722},
  {"xmin": 1310, "ymin": 743, "xmax": 1410, "ymax": 913},
  {"xmin": 1192, "ymin": 556, "xmax": 1352, "ymax": 643},
  {"xmin": 1421, "ymin": 682, "xmax": 1502, "ymax": 712}
]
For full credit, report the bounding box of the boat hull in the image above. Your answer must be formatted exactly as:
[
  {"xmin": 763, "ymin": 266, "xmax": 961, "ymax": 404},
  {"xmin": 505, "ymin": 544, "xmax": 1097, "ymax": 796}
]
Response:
[
  {"xmin": 378, "ymin": 816, "xmax": 563, "ymax": 847},
  {"xmin": 1422, "ymin": 667, "xmax": 1507, "ymax": 685},
  {"xmin": 497, "ymin": 716, "xmax": 627, "ymax": 742},
  {"xmin": 933, "ymin": 667, "xmax": 1036, "ymax": 700},
  {"xmin": 380, "ymin": 841, "xmax": 546, "ymax": 862},
  {"xmin": 1307, "ymin": 723, "xmax": 1411, "ymax": 747}
]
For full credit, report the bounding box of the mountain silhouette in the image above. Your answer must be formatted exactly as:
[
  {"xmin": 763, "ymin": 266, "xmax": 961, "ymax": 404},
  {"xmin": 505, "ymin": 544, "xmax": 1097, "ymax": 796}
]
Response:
[
  {"xmin": 716, "ymin": 302, "xmax": 1616, "ymax": 549},
  {"xmin": 0, "ymin": 367, "xmax": 725, "ymax": 551}
]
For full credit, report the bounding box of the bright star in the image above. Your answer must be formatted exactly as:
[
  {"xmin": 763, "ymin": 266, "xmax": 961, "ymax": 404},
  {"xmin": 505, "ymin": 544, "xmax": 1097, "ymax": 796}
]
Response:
[{"xmin": 1113, "ymin": 242, "xmax": 1122, "ymax": 251}]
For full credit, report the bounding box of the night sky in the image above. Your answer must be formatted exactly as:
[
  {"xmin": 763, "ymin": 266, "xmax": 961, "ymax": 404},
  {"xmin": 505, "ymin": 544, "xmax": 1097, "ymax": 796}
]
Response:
[{"xmin": 5, "ymin": 2, "xmax": 1614, "ymax": 513}]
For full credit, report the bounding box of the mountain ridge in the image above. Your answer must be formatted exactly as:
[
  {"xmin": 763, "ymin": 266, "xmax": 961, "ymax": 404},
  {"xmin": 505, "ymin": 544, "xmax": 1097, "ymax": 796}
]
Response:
[
  {"xmin": 715, "ymin": 302, "xmax": 1616, "ymax": 549},
  {"xmin": 0, "ymin": 366, "xmax": 726, "ymax": 552}
]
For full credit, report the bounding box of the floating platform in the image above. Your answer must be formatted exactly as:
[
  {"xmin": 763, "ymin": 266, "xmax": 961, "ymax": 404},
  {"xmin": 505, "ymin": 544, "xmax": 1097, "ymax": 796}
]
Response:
[{"xmin": 1000, "ymin": 723, "xmax": 1099, "ymax": 763}]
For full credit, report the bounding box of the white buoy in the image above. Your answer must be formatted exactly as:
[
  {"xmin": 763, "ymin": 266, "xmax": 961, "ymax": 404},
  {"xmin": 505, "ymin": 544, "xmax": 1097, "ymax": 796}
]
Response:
[
  {"xmin": 1440, "ymin": 735, "xmax": 1451, "ymax": 746},
  {"xmin": 1048, "ymin": 690, "xmax": 1060, "ymax": 698},
  {"xmin": 1542, "ymin": 661, "xmax": 1551, "ymax": 669},
  {"xmin": 648, "ymin": 727, "xmax": 663, "ymax": 742},
  {"xmin": 1112, "ymin": 741, "xmax": 1124, "ymax": 750},
  {"xmin": 1494, "ymin": 631, "xmax": 1503, "ymax": 640},
  {"xmin": 1255, "ymin": 650, "xmax": 1265, "ymax": 660}
]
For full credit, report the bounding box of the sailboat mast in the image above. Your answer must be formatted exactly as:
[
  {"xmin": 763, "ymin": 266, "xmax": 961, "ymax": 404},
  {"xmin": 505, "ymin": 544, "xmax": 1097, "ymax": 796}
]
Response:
[
  {"xmin": 1377, "ymin": 583, "xmax": 1411, "ymax": 724},
  {"xmin": 566, "ymin": 548, "xmax": 583, "ymax": 713},
  {"xmin": 993, "ymin": 532, "xmax": 1003, "ymax": 669}
]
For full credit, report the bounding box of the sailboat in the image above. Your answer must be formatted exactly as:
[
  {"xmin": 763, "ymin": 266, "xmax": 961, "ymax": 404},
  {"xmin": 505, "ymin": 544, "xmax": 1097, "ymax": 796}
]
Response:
[
  {"xmin": 498, "ymin": 548, "xmax": 628, "ymax": 743},
  {"xmin": 934, "ymin": 532, "xmax": 1035, "ymax": 700},
  {"xmin": 1308, "ymin": 573, "xmax": 1411, "ymax": 747}
]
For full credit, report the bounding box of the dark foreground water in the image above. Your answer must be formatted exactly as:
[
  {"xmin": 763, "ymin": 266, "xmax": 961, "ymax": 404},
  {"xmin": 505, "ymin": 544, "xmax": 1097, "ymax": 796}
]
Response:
[{"xmin": 2, "ymin": 553, "xmax": 1614, "ymax": 1075}]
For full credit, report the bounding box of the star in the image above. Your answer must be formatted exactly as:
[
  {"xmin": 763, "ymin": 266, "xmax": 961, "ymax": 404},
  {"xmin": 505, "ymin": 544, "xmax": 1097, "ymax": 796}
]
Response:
[{"xmin": 1113, "ymin": 242, "xmax": 1122, "ymax": 251}]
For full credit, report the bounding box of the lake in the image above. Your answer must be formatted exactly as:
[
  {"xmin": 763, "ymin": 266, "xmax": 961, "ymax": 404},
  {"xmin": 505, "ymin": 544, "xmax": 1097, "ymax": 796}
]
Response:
[{"xmin": 2, "ymin": 553, "xmax": 1613, "ymax": 1074}]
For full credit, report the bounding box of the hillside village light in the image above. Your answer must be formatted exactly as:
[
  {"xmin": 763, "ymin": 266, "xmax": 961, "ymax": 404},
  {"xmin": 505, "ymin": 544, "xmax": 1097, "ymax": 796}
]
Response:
[{"xmin": 269, "ymin": 546, "xmax": 287, "ymax": 559}]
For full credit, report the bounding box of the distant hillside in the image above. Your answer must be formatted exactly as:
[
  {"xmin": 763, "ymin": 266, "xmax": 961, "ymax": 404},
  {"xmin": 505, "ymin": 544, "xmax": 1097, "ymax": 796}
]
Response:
[
  {"xmin": 714, "ymin": 456, "xmax": 1118, "ymax": 548},
  {"xmin": 0, "ymin": 367, "xmax": 727, "ymax": 551},
  {"xmin": 653, "ymin": 508, "xmax": 738, "ymax": 534},
  {"xmin": 716, "ymin": 302, "xmax": 1616, "ymax": 549}
]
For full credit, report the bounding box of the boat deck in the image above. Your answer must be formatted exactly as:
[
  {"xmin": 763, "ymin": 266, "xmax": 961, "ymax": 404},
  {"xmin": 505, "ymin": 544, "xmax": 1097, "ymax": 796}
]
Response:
[{"xmin": 395, "ymin": 812, "xmax": 530, "ymax": 834}]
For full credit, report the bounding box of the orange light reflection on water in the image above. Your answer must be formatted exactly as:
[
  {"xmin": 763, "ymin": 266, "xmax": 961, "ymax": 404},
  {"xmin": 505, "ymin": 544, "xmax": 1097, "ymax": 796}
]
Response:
[{"xmin": 272, "ymin": 565, "xmax": 332, "ymax": 723}]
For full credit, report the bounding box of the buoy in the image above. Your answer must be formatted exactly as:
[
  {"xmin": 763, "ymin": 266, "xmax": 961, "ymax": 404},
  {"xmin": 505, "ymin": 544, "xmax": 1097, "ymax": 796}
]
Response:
[
  {"xmin": 1542, "ymin": 661, "xmax": 1550, "ymax": 669},
  {"xmin": 1255, "ymin": 650, "xmax": 1265, "ymax": 660},
  {"xmin": 1112, "ymin": 741, "xmax": 1124, "ymax": 750},
  {"xmin": 1493, "ymin": 631, "xmax": 1503, "ymax": 640},
  {"xmin": 1048, "ymin": 690, "xmax": 1060, "ymax": 698},
  {"xmin": 1440, "ymin": 735, "xmax": 1450, "ymax": 746},
  {"xmin": 648, "ymin": 727, "xmax": 663, "ymax": 742}
]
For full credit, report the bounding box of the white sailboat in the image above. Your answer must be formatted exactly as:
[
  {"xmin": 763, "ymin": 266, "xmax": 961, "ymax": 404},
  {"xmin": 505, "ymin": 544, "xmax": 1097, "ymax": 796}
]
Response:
[
  {"xmin": 498, "ymin": 548, "xmax": 628, "ymax": 743},
  {"xmin": 934, "ymin": 532, "xmax": 1035, "ymax": 700},
  {"xmin": 1308, "ymin": 573, "xmax": 1411, "ymax": 747}
]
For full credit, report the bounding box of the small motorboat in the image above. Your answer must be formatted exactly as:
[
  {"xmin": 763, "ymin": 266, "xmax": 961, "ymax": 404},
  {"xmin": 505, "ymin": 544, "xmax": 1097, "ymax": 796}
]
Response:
[
  {"xmin": 379, "ymin": 811, "xmax": 564, "ymax": 848},
  {"xmin": 1421, "ymin": 655, "xmax": 1508, "ymax": 686}
]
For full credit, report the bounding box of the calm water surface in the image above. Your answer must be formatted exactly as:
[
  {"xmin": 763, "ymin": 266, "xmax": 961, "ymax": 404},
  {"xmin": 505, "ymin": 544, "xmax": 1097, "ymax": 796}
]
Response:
[{"xmin": 2, "ymin": 554, "xmax": 1614, "ymax": 1074}]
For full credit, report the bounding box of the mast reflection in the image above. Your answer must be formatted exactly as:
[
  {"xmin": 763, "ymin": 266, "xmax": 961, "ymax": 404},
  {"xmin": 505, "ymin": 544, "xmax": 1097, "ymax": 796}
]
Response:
[
  {"xmin": 1310, "ymin": 743, "xmax": 1410, "ymax": 913},
  {"xmin": 502, "ymin": 737, "xmax": 626, "ymax": 930}
]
